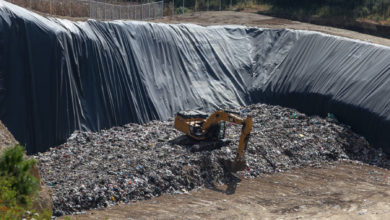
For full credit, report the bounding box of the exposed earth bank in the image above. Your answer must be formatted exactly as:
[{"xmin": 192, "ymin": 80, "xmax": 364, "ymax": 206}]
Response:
[{"xmin": 155, "ymin": 11, "xmax": 390, "ymax": 47}]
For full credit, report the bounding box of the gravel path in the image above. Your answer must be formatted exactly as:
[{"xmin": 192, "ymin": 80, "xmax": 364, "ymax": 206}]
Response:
[{"xmin": 34, "ymin": 104, "xmax": 390, "ymax": 216}]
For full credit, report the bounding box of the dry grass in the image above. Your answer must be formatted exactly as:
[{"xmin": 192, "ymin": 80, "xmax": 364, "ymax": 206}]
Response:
[
  {"xmin": 232, "ymin": 2, "xmax": 271, "ymax": 12},
  {"xmin": 10, "ymin": 0, "xmax": 90, "ymax": 17}
]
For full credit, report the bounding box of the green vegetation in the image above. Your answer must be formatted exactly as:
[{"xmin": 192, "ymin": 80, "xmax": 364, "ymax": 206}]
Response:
[
  {"xmin": 258, "ymin": 0, "xmax": 390, "ymax": 24},
  {"xmin": 0, "ymin": 145, "xmax": 51, "ymax": 220},
  {"xmin": 176, "ymin": 6, "xmax": 192, "ymax": 14}
]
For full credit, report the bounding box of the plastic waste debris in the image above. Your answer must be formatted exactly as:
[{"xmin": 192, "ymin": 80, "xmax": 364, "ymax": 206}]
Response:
[{"xmin": 33, "ymin": 103, "xmax": 390, "ymax": 216}]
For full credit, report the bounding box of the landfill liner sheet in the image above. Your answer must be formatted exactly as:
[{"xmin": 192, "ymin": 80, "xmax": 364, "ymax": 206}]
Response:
[{"xmin": 0, "ymin": 1, "xmax": 389, "ymax": 154}]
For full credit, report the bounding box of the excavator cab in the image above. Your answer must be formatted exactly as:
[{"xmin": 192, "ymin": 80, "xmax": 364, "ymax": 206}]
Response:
[
  {"xmin": 174, "ymin": 109, "xmax": 253, "ymax": 173},
  {"xmin": 176, "ymin": 110, "xmax": 226, "ymax": 140}
]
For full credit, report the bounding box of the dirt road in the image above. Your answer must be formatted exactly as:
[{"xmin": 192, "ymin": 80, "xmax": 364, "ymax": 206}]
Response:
[
  {"xmin": 65, "ymin": 161, "xmax": 390, "ymax": 219},
  {"xmin": 155, "ymin": 11, "xmax": 390, "ymax": 47}
]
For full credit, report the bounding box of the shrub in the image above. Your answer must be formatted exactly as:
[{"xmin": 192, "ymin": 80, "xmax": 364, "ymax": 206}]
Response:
[
  {"xmin": 0, "ymin": 145, "xmax": 52, "ymax": 219},
  {"xmin": 0, "ymin": 145, "xmax": 38, "ymax": 205},
  {"xmin": 0, "ymin": 177, "xmax": 25, "ymax": 219},
  {"xmin": 176, "ymin": 6, "xmax": 192, "ymax": 14}
]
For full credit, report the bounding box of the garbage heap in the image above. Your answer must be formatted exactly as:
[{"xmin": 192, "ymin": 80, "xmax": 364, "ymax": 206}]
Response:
[{"xmin": 34, "ymin": 104, "xmax": 390, "ymax": 216}]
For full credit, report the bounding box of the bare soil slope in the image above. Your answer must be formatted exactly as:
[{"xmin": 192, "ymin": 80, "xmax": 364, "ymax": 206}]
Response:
[
  {"xmin": 0, "ymin": 120, "xmax": 17, "ymax": 152},
  {"xmin": 66, "ymin": 162, "xmax": 390, "ymax": 220},
  {"xmin": 155, "ymin": 11, "xmax": 390, "ymax": 47}
]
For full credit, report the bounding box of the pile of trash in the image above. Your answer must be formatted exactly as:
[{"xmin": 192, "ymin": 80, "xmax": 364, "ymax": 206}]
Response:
[{"xmin": 34, "ymin": 104, "xmax": 390, "ymax": 216}]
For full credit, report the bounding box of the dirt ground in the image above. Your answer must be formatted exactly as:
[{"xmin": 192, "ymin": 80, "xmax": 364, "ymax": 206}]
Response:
[
  {"xmin": 155, "ymin": 11, "xmax": 390, "ymax": 47},
  {"xmin": 65, "ymin": 161, "xmax": 390, "ymax": 220}
]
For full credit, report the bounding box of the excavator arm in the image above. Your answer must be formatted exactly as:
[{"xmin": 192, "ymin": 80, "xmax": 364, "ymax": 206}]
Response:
[{"xmin": 201, "ymin": 110, "xmax": 253, "ymax": 162}]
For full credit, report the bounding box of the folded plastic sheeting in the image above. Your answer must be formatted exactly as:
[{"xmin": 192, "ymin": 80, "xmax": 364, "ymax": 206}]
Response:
[
  {"xmin": 251, "ymin": 33, "xmax": 390, "ymax": 152},
  {"xmin": 0, "ymin": 2, "xmax": 389, "ymax": 154}
]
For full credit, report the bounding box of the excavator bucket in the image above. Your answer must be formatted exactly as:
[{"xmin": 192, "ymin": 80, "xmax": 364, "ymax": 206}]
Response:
[
  {"xmin": 230, "ymin": 160, "xmax": 247, "ymax": 172},
  {"xmin": 225, "ymin": 133, "xmax": 250, "ymax": 173},
  {"xmin": 221, "ymin": 158, "xmax": 247, "ymax": 173}
]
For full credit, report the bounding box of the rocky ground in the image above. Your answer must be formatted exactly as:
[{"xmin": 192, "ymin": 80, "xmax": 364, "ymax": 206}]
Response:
[{"xmin": 34, "ymin": 104, "xmax": 390, "ymax": 216}]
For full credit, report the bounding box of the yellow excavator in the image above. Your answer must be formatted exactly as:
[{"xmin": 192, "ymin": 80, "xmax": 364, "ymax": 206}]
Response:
[{"xmin": 174, "ymin": 109, "xmax": 253, "ymax": 172}]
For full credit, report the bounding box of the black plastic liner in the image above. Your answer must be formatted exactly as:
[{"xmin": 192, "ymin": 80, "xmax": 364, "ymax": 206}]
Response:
[{"xmin": 0, "ymin": 2, "xmax": 389, "ymax": 154}]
